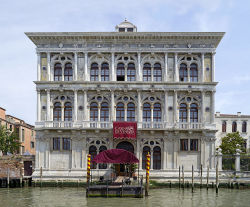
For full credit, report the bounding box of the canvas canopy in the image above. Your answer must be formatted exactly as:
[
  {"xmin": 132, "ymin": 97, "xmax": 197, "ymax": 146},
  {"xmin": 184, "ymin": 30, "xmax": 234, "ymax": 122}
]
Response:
[{"xmin": 92, "ymin": 149, "xmax": 139, "ymax": 164}]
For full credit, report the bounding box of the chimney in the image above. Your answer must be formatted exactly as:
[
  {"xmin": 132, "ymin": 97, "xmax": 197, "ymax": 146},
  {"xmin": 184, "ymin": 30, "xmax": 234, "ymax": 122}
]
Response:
[
  {"xmin": 237, "ymin": 112, "xmax": 241, "ymax": 117},
  {"xmin": 216, "ymin": 112, "xmax": 220, "ymax": 117}
]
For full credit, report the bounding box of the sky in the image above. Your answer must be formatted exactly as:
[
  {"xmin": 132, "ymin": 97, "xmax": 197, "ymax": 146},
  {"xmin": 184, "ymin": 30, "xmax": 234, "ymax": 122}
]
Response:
[{"xmin": 0, "ymin": 0, "xmax": 249, "ymax": 125}]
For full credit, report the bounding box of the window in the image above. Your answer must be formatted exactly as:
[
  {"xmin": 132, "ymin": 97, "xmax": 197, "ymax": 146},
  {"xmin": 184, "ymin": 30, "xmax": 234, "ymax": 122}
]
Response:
[
  {"xmin": 54, "ymin": 63, "xmax": 62, "ymax": 81},
  {"xmin": 180, "ymin": 139, "xmax": 188, "ymax": 151},
  {"xmin": 64, "ymin": 63, "xmax": 73, "ymax": 81},
  {"xmin": 153, "ymin": 103, "xmax": 161, "ymax": 122},
  {"xmin": 99, "ymin": 146, "xmax": 107, "ymax": 169},
  {"xmin": 179, "ymin": 103, "xmax": 187, "ymax": 122},
  {"xmin": 127, "ymin": 102, "xmax": 135, "ymax": 121},
  {"xmin": 101, "ymin": 62, "xmax": 109, "ymax": 81},
  {"xmin": 89, "ymin": 145, "xmax": 97, "ymax": 169},
  {"xmin": 232, "ymin": 121, "xmax": 237, "ymax": 132},
  {"xmin": 179, "ymin": 63, "xmax": 188, "ymax": 82},
  {"xmin": 22, "ymin": 129, "xmax": 25, "ymax": 142},
  {"xmin": 63, "ymin": 138, "xmax": 71, "ymax": 150},
  {"xmin": 222, "ymin": 121, "xmax": 227, "ymax": 132},
  {"xmin": 127, "ymin": 28, "xmax": 133, "ymax": 32},
  {"xmin": 116, "ymin": 102, "xmax": 124, "ymax": 121},
  {"xmin": 190, "ymin": 63, "xmax": 198, "ymax": 82},
  {"xmin": 90, "ymin": 63, "xmax": 99, "ymax": 81},
  {"xmin": 153, "ymin": 63, "xmax": 162, "ymax": 81},
  {"xmin": 64, "ymin": 102, "xmax": 72, "ymax": 121},
  {"xmin": 153, "ymin": 146, "xmax": 161, "ymax": 170},
  {"xmin": 127, "ymin": 63, "xmax": 136, "ymax": 81},
  {"xmin": 119, "ymin": 28, "xmax": 125, "ymax": 32},
  {"xmin": 53, "ymin": 138, "xmax": 60, "ymax": 150},
  {"xmin": 142, "ymin": 146, "xmax": 150, "ymax": 169},
  {"xmin": 190, "ymin": 139, "xmax": 198, "ymax": 151},
  {"xmin": 242, "ymin": 121, "xmax": 247, "ymax": 133},
  {"xmin": 90, "ymin": 102, "xmax": 98, "ymax": 121},
  {"xmin": 10, "ymin": 125, "xmax": 12, "ymax": 131},
  {"xmin": 190, "ymin": 103, "xmax": 198, "ymax": 122},
  {"xmin": 101, "ymin": 102, "xmax": 109, "ymax": 121},
  {"xmin": 30, "ymin": 141, "xmax": 35, "ymax": 149},
  {"xmin": 143, "ymin": 103, "xmax": 151, "ymax": 122},
  {"xmin": 117, "ymin": 63, "xmax": 125, "ymax": 81},
  {"xmin": 143, "ymin": 63, "xmax": 151, "ymax": 81},
  {"xmin": 53, "ymin": 102, "xmax": 61, "ymax": 121}
]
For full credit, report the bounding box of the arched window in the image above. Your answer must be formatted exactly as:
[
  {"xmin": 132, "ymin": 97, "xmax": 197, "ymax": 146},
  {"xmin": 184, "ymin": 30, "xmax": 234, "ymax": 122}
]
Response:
[
  {"xmin": 127, "ymin": 63, "xmax": 136, "ymax": 81},
  {"xmin": 232, "ymin": 121, "xmax": 237, "ymax": 132},
  {"xmin": 179, "ymin": 63, "xmax": 187, "ymax": 82},
  {"xmin": 100, "ymin": 102, "xmax": 109, "ymax": 121},
  {"xmin": 153, "ymin": 63, "xmax": 162, "ymax": 81},
  {"xmin": 64, "ymin": 102, "xmax": 72, "ymax": 121},
  {"xmin": 90, "ymin": 102, "xmax": 98, "ymax": 121},
  {"xmin": 99, "ymin": 146, "xmax": 107, "ymax": 169},
  {"xmin": 90, "ymin": 63, "xmax": 99, "ymax": 81},
  {"xmin": 116, "ymin": 102, "xmax": 124, "ymax": 121},
  {"xmin": 54, "ymin": 63, "xmax": 62, "ymax": 81},
  {"xmin": 127, "ymin": 102, "xmax": 135, "ymax": 121},
  {"xmin": 179, "ymin": 103, "xmax": 187, "ymax": 122},
  {"xmin": 153, "ymin": 146, "xmax": 161, "ymax": 170},
  {"xmin": 64, "ymin": 63, "xmax": 73, "ymax": 81},
  {"xmin": 190, "ymin": 63, "xmax": 198, "ymax": 82},
  {"xmin": 190, "ymin": 103, "xmax": 198, "ymax": 122},
  {"xmin": 143, "ymin": 103, "xmax": 151, "ymax": 122},
  {"xmin": 89, "ymin": 145, "xmax": 97, "ymax": 169},
  {"xmin": 222, "ymin": 121, "xmax": 227, "ymax": 132},
  {"xmin": 53, "ymin": 102, "xmax": 61, "ymax": 121},
  {"xmin": 142, "ymin": 146, "xmax": 150, "ymax": 169},
  {"xmin": 153, "ymin": 103, "xmax": 161, "ymax": 122},
  {"xmin": 143, "ymin": 63, "xmax": 151, "ymax": 81},
  {"xmin": 117, "ymin": 63, "xmax": 125, "ymax": 81},
  {"xmin": 101, "ymin": 62, "xmax": 109, "ymax": 81},
  {"xmin": 242, "ymin": 121, "xmax": 247, "ymax": 133}
]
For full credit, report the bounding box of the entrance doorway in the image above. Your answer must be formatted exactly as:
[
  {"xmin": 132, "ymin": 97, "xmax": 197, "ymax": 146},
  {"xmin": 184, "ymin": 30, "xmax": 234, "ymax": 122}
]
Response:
[{"xmin": 115, "ymin": 141, "xmax": 134, "ymax": 176}]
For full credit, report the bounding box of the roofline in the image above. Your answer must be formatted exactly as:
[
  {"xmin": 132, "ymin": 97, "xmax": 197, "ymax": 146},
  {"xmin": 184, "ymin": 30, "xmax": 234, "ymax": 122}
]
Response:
[{"xmin": 0, "ymin": 107, "xmax": 6, "ymax": 111}]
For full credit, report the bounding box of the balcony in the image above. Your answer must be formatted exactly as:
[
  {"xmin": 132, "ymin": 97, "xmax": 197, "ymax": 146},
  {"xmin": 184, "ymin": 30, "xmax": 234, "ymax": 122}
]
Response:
[{"xmin": 35, "ymin": 121, "xmax": 215, "ymax": 130}]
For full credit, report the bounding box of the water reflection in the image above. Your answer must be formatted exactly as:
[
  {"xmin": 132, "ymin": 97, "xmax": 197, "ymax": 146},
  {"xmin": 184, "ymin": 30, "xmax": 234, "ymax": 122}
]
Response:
[{"xmin": 0, "ymin": 187, "xmax": 249, "ymax": 207}]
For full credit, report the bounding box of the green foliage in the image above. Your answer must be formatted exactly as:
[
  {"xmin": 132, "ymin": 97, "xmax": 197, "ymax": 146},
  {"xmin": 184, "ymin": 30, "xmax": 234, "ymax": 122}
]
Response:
[
  {"xmin": 219, "ymin": 132, "xmax": 246, "ymax": 154},
  {"xmin": 0, "ymin": 125, "xmax": 20, "ymax": 155}
]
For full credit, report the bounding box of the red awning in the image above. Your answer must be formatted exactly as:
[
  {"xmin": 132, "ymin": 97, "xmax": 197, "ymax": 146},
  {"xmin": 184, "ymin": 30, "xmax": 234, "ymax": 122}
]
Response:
[
  {"xmin": 92, "ymin": 149, "xmax": 139, "ymax": 164},
  {"xmin": 113, "ymin": 122, "xmax": 137, "ymax": 139}
]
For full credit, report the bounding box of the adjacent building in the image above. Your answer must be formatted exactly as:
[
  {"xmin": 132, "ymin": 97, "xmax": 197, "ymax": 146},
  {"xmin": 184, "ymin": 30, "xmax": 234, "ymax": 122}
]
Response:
[
  {"xmin": 26, "ymin": 20, "xmax": 224, "ymax": 180},
  {"xmin": 0, "ymin": 107, "xmax": 35, "ymax": 155}
]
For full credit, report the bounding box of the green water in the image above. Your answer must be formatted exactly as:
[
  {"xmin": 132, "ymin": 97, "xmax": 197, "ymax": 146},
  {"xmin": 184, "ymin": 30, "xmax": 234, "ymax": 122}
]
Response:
[{"xmin": 0, "ymin": 187, "xmax": 249, "ymax": 207}]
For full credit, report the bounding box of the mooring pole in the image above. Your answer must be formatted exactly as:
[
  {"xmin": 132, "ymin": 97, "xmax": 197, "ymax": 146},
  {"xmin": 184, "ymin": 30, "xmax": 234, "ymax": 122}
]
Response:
[
  {"xmin": 145, "ymin": 152, "xmax": 150, "ymax": 197},
  {"xmin": 192, "ymin": 165, "xmax": 194, "ymax": 193},
  {"xmin": 179, "ymin": 166, "xmax": 181, "ymax": 188},
  {"xmin": 40, "ymin": 167, "xmax": 42, "ymax": 187},
  {"xmin": 207, "ymin": 165, "xmax": 209, "ymax": 190},
  {"xmin": 200, "ymin": 164, "xmax": 203, "ymax": 188},
  {"xmin": 216, "ymin": 162, "xmax": 219, "ymax": 194},
  {"xmin": 86, "ymin": 154, "xmax": 91, "ymax": 197},
  {"xmin": 182, "ymin": 165, "xmax": 184, "ymax": 189},
  {"xmin": 7, "ymin": 167, "xmax": 10, "ymax": 188}
]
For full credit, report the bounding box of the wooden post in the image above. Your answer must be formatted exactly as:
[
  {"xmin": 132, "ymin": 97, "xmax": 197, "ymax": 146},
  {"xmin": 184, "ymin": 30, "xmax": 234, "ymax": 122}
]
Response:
[
  {"xmin": 87, "ymin": 154, "xmax": 91, "ymax": 184},
  {"xmin": 40, "ymin": 167, "xmax": 42, "ymax": 187},
  {"xmin": 179, "ymin": 166, "xmax": 181, "ymax": 188},
  {"xmin": 200, "ymin": 164, "xmax": 202, "ymax": 188},
  {"xmin": 216, "ymin": 162, "xmax": 219, "ymax": 194},
  {"xmin": 182, "ymin": 165, "xmax": 184, "ymax": 189},
  {"xmin": 192, "ymin": 165, "xmax": 194, "ymax": 193},
  {"xmin": 7, "ymin": 167, "xmax": 10, "ymax": 188},
  {"xmin": 145, "ymin": 152, "xmax": 150, "ymax": 197},
  {"xmin": 207, "ymin": 165, "xmax": 209, "ymax": 190}
]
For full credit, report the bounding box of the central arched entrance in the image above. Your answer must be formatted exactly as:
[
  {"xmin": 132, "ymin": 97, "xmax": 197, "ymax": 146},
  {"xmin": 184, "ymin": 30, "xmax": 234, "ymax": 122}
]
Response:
[{"xmin": 115, "ymin": 141, "xmax": 135, "ymax": 176}]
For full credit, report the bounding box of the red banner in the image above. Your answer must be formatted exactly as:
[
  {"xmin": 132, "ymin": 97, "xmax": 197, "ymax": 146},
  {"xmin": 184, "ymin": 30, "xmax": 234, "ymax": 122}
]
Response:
[{"xmin": 113, "ymin": 122, "xmax": 137, "ymax": 139}]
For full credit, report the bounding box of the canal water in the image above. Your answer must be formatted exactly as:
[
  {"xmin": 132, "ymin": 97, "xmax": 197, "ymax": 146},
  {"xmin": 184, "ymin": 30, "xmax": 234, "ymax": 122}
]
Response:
[{"xmin": 0, "ymin": 187, "xmax": 249, "ymax": 207}]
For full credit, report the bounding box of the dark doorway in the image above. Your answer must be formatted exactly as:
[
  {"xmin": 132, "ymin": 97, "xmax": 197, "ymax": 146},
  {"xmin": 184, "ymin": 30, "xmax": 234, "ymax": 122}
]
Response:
[
  {"xmin": 116, "ymin": 141, "xmax": 134, "ymax": 153},
  {"xmin": 24, "ymin": 161, "xmax": 32, "ymax": 176}
]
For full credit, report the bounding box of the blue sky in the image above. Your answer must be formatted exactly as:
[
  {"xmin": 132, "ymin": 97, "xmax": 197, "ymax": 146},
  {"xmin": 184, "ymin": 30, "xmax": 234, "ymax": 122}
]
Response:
[{"xmin": 0, "ymin": 0, "xmax": 249, "ymax": 125}]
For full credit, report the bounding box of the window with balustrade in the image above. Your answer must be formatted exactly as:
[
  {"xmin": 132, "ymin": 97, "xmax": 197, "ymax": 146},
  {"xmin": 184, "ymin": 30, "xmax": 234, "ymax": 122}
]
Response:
[
  {"xmin": 90, "ymin": 102, "xmax": 98, "ymax": 121},
  {"xmin": 54, "ymin": 63, "xmax": 62, "ymax": 81},
  {"xmin": 242, "ymin": 121, "xmax": 247, "ymax": 133},
  {"xmin": 190, "ymin": 63, "xmax": 198, "ymax": 82},
  {"xmin": 116, "ymin": 102, "xmax": 125, "ymax": 121},
  {"xmin": 53, "ymin": 102, "xmax": 61, "ymax": 121},
  {"xmin": 100, "ymin": 102, "xmax": 109, "ymax": 121},
  {"xmin": 143, "ymin": 63, "xmax": 151, "ymax": 81},
  {"xmin": 90, "ymin": 63, "xmax": 99, "ymax": 81},
  {"xmin": 143, "ymin": 103, "xmax": 151, "ymax": 122},
  {"xmin": 127, "ymin": 102, "xmax": 135, "ymax": 121},
  {"xmin": 179, "ymin": 103, "xmax": 187, "ymax": 122},
  {"xmin": 153, "ymin": 103, "xmax": 161, "ymax": 122},
  {"xmin": 101, "ymin": 62, "xmax": 109, "ymax": 81},
  {"xmin": 127, "ymin": 63, "xmax": 136, "ymax": 81},
  {"xmin": 153, "ymin": 63, "xmax": 162, "ymax": 81},
  {"xmin": 64, "ymin": 63, "xmax": 73, "ymax": 81},
  {"xmin": 190, "ymin": 103, "xmax": 198, "ymax": 122},
  {"xmin": 232, "ymin": 121, "xmax": 237, "ymax": 132},
  {"xmin": 179, "ymin": 63, "xmax": 188, "ymax": 82},
  {"xmin": 64, "ymin": 102, "xmax": 72, "ymax": 121},
  {"xmin": 117, "ymin": 63, "xmax": 125, "ymax": 81},
  {"xmin": 222, "ymin": 121, "xmax": 227, "ymax": 132}
]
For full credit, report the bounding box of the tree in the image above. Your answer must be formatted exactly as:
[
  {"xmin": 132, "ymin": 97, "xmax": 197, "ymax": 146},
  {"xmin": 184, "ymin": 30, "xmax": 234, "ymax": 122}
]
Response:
[
  {"xmin": 0, "ymin": 125, "xmax": 20, "ymax": 155},
  {"xmin": 219, "ymin": 132, "xmax": 246, "ymax": 154}
]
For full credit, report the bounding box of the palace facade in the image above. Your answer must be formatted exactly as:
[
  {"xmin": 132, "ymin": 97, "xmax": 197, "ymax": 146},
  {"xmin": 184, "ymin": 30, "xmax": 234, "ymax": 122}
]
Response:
[{"xmin": 26, "ymin": 20, "xmax": 224, "ymax": 180}]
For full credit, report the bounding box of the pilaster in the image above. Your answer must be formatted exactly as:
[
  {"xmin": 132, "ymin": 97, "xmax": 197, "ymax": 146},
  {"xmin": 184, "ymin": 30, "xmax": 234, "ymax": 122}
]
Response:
[
  {"xmin": 74, "ymin": 52, "xmax": 78, "ymax": 81},
  {"xmin": 37, "ymin": 52, "xmax": 41, "ymax": 81},
  {"xmin": 47, "ymin": 52, "xmax": 51, "ymax": 81}
]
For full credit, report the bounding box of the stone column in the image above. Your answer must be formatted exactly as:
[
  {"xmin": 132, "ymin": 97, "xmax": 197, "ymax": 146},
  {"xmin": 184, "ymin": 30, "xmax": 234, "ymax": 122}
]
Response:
[
  {"xmin": 37, "ymin": 90, "xmax": 41, "ymax": 122},
  {"xmin": 111, "ymin": 90, "xmax": 115, "ymax": 121},
  {"xmin": 84, "ymin": 52, "xmax": 88, "ymax": 81},
  {"xmin": 212, "ymin": 52, "xmax": 215, "ymax": 82},
  {"xmin": 235, "ymin": 148, "xmax": 241, "ymax": 172},
  {"xmin": 150, "ymin": 150, "xmax": 153, "ymax": 170},
  {"xmin": 46, "ymin": 89, "xmax": 50, "ymax": 121},
  {"xmin": 173, "ymin": 90, "xmax": 178, "ymax": 123},
  {"xmin": 111, "ymin": 52, "xmax": 115, "ymax": 81},
  {"xmin": 187, "ymin": 104, "xmax": 190, "ymax": 123},
  {"xmin": 137, "ymin": 91, "xmax": 142, "ymax": 123},
  {"xmin": 150, "ymin": 104, "xmax": 154, "ymax": 125},
  {"xmin": 201, "ymin": 91, "xmax": 205, "ymax": 123},
  {"xmin": 216, "ymin": 148, "xmax": 222, "ymax": 171},
  {"xmin": 137, "ymin": 53, "xmax": 142, "ymax": 81},
  {"xmin": 74, "ymin": 90, "xmax": 78, "ymax": 121},
  {"xmin": 37, "ymin": 52, "xmax": 41, "ymax": 81},
  {"xmin": 174, "ymin": 53, "xmax": 178, "ymax": 82},
  {"xmin": 98, "ymin": 104, "xmax": 101, "ymax": 122},
  {"xmin": 83, "ymin": 90, "xmax": 88, "ymax": 121},
  {"xmin": 124, "ymin": 105, "xmax": 127, "ymax": 121},
  {"xmin": 47, "ymin": 52, "xmax": 51, "ymax": 81},
  {"xmin": 211, "ymin": 91, "xmax": 215, "ymax": 123},
  {"xmin": 164, "ymin": 91, "xmax": 168, "ymax": 124},
  {"xmin": 164, "ymin": 53, "xmax": 168, "ymax": 82},
  {"xmin": 201, "ymin": 53, "xmax": 205, "ymax": 82},
  {"xmin": 74, "ymin": 52, "xmax": 78, "ymax": 81},
  {"xmin": 163, "ymin": 139, "xmax": 167, "ymax": 170}
]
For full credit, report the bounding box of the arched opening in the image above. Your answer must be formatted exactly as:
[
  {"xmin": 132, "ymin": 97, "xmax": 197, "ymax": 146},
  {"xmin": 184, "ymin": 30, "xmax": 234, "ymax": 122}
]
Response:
[
  {"xmin": 64, "ymin": 63, "xmax": 73, "ymax": 81},
  {"xmin": 222, "ymin": 121, "xmax": 227, "ymax": 132},
  {"xmin": 153, "ymin": 146, "xmax": 161, "ymax": 170},
  {"xmin": 179, "ymin": 103, "xmax": 187, "ymax": 122},
  {"xmin": 117, "ymin": 63, "xmax": 125, "ymax": 81},
  {"xmin": 232, "ymin": 121, "xmax": 237, "ymax": 132},
  {"xmin": 101, "ymin": 62, "xmax": 109, "ymax": 81},
  {"xmin": 90, "ymin": 63, "xmax": 98, "ymax": 81},
  {"xmin": 116, "ymin": 102, "xmax": 124, "ymax": 121},
  {"xmin": 90, "ymin": 102, "xmax": 98, "ymax": 121},
  {"xmin": 100, "ymin": 102, "xmax": 109, "ymax": 121},
  {"xmin": 179, "ymin": 63, "xmax": 187, "ymax": 82},
  {"xmin": 116, "ymin": 141, "xmax": 134, "ymax": 153},
  {"xmin": 98, "ymin": 145, "xmax": 107, "ymax": 169},
  {"xmin": 242, "ymin": 121, "xmax": 247, "ymax": 133},
  {"xmin": 153, "ymin": 103, "xmax": 161, "ymax": 122},
  {"xmin": 143, "ymin": 102, "xmax": 151, "ymax": 122},
  {"xmin": 153, "ymin": 63, "xmax": 162, "ymax": 81},
  {"xmin": 54, "ymin": 63, "xmax": 62, "ymax": 81},
  {"xmin": 190, "ymin": 103, "xmax": 198, "ymax": 122},
  {"xmin": 64, "ymin": 102, "xmax": 72, "ymax": 121},
  {"xmin": 127, "ymin": 102, "xmax": 135, "ymax": 121},
  {"xmin": 142, "ymin": 146, "xmax": 150, "ymax": 169},
  {"xmin": 143, "ymin": 63, "xmax": 151, "ymax": 81},
  {"xmin": 89, "ymin": 145, "xmax": 97, "ymax": 169},
  {"xmin": 127, "ymin": 63, "xmax": 136, "ymax": 81},
  {"xmin": 190, "ymin": 63, "xmax": 198, "ymax": 82},
  {"xmin": 53, "ymin": 102, "xmax": 61, "ymax": 121}
]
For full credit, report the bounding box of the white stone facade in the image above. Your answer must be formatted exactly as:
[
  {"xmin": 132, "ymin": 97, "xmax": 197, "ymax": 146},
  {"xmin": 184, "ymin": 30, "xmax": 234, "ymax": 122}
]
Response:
[{"xmin": 26, "ymin": 20, "xmax": 224, "ymax": 180}]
